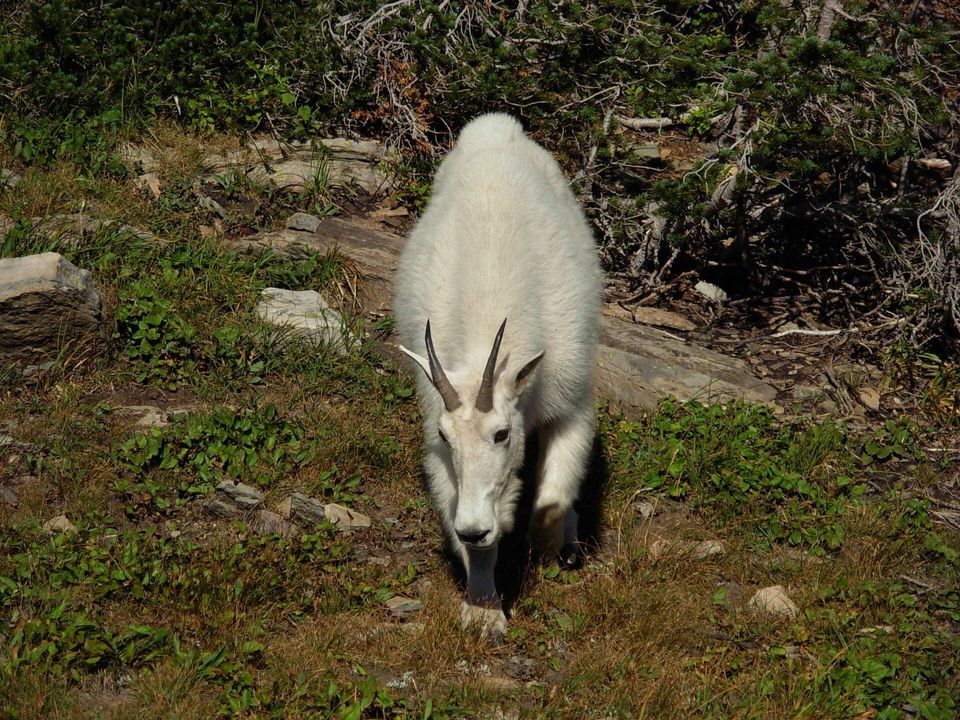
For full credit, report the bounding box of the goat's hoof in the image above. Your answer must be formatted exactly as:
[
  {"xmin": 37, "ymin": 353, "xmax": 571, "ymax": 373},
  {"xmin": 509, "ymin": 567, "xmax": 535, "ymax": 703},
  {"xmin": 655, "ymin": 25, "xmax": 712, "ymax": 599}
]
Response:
[
  {"xmin": 461, "ymin": 601, "xmax": 507, "ymax": 642},
  {"xmin": 559, "ymin": 543, "xmax": 581, "ymax": 569}
]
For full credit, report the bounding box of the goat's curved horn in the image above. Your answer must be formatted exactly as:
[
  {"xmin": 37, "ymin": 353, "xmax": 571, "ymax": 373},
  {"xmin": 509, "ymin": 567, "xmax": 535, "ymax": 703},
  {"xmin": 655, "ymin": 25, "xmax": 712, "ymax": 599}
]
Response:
[
  {"xmin": 425, "ymin": 320, "xmax": 461, "ymax": 411},
  {"xmin": 476, "ymin": 318, "xmax": 507, "ymax": 412}
]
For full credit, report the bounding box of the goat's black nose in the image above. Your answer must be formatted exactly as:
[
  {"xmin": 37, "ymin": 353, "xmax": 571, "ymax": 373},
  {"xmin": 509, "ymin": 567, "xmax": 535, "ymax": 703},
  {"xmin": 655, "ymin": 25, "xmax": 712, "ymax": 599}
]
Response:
[{"xmin": 455, "ymin": 528, "xmax": 490, "ymax": 545}]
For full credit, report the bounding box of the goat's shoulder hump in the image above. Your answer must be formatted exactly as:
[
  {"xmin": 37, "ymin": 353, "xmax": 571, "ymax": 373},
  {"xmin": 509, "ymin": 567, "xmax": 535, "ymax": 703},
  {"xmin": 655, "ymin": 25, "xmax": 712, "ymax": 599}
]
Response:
[{"xmin": 456, "ymin": 113, "xmax": 526, "ymax": 151}]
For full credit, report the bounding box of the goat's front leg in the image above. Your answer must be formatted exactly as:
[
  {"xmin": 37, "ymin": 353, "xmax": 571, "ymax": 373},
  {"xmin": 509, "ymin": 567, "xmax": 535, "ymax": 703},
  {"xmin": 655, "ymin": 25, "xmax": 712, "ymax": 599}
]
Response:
[
  {"xmin": 458, "ymin": 541, "xmax": 506, "ymax": 640},
  {"xmin": 532, "ymin": 410, "xmax": 594, "ymax": 563}
]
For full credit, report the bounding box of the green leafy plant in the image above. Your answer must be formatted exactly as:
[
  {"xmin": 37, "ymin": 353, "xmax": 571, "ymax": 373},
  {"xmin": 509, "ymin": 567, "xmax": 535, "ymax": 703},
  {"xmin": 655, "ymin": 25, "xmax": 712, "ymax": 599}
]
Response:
[
  {"xmin": 115, "ymin": 405, "xmax": 306, "ymax": 507},
  {"xmin": 862, "ymin": 418, "xmax": 921, "ymax": 464},
  {"xmin": 113, "ymin": 282, "xmax": 198, "ymax": 389}
]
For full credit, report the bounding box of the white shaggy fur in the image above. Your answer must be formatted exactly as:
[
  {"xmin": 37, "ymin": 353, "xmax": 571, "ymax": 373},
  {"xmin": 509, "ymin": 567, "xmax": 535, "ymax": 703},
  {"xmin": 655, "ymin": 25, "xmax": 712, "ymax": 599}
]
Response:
[{"xmin": 393, "ymin": 113, "xmax": 602, "ymax": 637}]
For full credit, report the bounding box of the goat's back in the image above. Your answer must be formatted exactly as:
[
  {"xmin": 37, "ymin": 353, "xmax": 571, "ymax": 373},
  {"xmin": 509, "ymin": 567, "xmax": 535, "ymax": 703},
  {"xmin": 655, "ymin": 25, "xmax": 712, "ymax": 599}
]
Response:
[{"xmin": 394, "ymin": 114, "xmax": 602, "ymax": 423}]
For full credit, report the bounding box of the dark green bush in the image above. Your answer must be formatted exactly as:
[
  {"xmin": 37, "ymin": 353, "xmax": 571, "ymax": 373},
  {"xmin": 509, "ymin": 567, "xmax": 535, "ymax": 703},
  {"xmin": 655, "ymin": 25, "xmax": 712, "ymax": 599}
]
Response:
[{"xmin": 2, "ymin": 0, "xmax": 958, "ymax": 346}]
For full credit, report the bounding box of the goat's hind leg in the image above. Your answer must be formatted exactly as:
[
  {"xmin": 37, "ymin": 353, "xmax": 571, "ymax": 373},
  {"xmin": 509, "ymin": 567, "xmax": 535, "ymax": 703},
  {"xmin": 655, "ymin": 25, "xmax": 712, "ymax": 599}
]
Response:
[{"xmin": 532, "ymin": 410, "xmax": 594, "ymax": 564}]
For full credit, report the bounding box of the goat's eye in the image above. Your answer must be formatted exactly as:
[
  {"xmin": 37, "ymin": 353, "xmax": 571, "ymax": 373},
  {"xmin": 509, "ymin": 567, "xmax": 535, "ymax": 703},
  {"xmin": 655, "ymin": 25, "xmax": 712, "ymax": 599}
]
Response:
[
  {"xmin": 438, "ymin": 429, "xmax": 449, "ymax": 446},
  {"xmin": 494, "ymin": 428, "xmax": 510, "ymax": 444}
]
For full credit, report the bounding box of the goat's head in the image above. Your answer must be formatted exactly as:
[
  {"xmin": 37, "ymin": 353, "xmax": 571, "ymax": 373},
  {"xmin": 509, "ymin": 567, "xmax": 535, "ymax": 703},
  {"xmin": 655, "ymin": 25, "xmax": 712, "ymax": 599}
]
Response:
[{"xmin": 400, "ymin": 319, "xmax": 544, "ymax": 548}]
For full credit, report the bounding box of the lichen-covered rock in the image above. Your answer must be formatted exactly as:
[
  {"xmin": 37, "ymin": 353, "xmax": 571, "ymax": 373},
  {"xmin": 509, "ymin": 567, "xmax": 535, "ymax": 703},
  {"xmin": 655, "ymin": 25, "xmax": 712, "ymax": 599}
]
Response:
[{"xmin": 0, "ymin": 252, "xmax": 102, "ymax": 370}]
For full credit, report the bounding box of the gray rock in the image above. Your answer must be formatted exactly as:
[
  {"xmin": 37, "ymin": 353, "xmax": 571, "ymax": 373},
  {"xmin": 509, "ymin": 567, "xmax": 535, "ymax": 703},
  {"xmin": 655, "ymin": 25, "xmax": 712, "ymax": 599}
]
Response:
[
  {"xmin": 792, "ymin": 385, "xmax": 824, "ymax": 401},
  {"xmin": 325, "ymin": 502, "xmax": 371, "ymax": 530},
  {"xmin": 0, "ymin": 434, "xmax": 34, "ymax": 452},
  {"xmin": 748, "ymin": 585, "xmax": 799, "ymax": 619},
  {"xmin": 694, "ymin": 280, "xmax": 729, "ymax": 303},
  {"xmin": 206, "ymin": 495, "xmax": 243, "ymax": 520},
  {"xmin": 1, "ymin": 169, "xmax": 22, "ymax": 190},
  {"xmin": 285, "ymin": 212, "xmax": 322, "ymax": 233},
  {"xmin": 116, "ymin": 405, "xmax": 170, "ymax": 428},
  {"xmin": 635, "ymin": 500, "xmax": 658, "ymax": 520},
  {"xmin": 597, "ymin": 315, "xmax": 778, "ymax": 411},
  {"xmin": 200, "ymin": 136, "xmax": 394, "ymax": 196},
  {"xmin": 279, "ymin": 492, "xmax": 328, "ymax": 526},
  {"xmin": 691, "ymin": 540, "xmax": 726, "ymax": 560},
  {"xmin": 257, "ymin": 287, "xmax": 356, "ymax": 354},
  {"xmin": 278, "ymin": 493, "xmax": 371, "ymax": 531},
  {"xmin": 627, "ymin": 143, "xmax": 662, "ymax": 160},
  {"xmin": 0, "ymin": 486, "xmax": 19, "ymax": 507},
  {"xmin": 42, "ymin": 514, "xmax": 77, "ymax": 535},
  {"xmin": 385, "ymin": 596, "xmax": 423, "ymax": 617},
  {"xmin": 197, "ymin": 194, "xmax": 228, "ymax": 218},
  {"xmin": 649, "ymin": 538, "xmax": 725, "ymax": 561},
  {"xmin": 716, "ymin": 581, "xmax": 745, "ymax": 609},
  {"xmin": 0, "ymin": 252, "xmax": 103, "ymax": 369},
  {"xmin": 207, "ymin": 480, "xmax": 263, "ymax": 519},
  {"xmin": 252, "ymin": 508, "xmax": 298, "ymax": 537},
  {"xmin": 216, "ymin": 480, "xmax": 263, "ymax": 510}
]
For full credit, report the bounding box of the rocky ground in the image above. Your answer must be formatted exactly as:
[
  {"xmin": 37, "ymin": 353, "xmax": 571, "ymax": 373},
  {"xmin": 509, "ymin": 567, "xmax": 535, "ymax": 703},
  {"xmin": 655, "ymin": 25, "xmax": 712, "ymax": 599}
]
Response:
[{"xmin": 0, "ymin": 131, "xmax": 957, "ymax": 718}]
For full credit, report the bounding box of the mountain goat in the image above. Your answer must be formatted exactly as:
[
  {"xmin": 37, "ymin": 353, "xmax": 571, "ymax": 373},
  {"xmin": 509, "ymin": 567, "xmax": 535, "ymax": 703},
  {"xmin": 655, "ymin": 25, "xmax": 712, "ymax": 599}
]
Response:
[{"xmin": 393, "ymin": 113, "xmax": 602, "ymax": 638}]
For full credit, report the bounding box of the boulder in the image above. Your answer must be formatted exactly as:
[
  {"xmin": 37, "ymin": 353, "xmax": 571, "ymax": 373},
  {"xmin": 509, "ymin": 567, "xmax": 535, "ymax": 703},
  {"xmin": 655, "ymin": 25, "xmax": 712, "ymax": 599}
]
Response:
[
  {"xmin": 257, "ymin": 287, "xmax": 356, "ymax": 354},
  {"xmin": 596, "ymin": 316, "xmax": 778, "ymax": 410},
  {"xmin": 0, "ymin": 252, "xmax": 103, "ymax": 370},
  {"xmin": 1, "ymin": 486, "xmax": 19, "ymax": 507},
  {"xmin": 206, "ymin": 137, "xmax": 395, "ymax": 196}
]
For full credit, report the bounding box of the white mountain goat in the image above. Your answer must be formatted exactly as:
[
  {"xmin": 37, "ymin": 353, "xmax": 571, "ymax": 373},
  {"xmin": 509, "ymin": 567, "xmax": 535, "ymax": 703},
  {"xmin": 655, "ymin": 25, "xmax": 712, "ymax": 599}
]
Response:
[{"xmin": 393, "ymin": 113, "xmax": 602, "ymax": 637}]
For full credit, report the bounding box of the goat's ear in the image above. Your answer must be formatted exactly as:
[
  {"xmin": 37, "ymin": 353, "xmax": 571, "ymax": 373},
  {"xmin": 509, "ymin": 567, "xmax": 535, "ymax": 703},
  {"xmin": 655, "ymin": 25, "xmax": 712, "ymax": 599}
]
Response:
[
  {"xmin": 398, "ymin": 345, "xmax": 433, "ymax": 382},
  {"xmin": 514, "ymin": 351, "xmax": 545, "ymax": 393}
]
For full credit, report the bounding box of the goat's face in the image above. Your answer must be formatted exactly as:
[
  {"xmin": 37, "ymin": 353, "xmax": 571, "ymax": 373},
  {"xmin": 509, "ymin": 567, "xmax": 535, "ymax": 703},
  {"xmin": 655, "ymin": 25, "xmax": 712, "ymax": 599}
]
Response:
[
  {"xmin": 400, "ymin": 319, "xmax": 544, "ymax": 548},
  {"xmin": 437, "ymin": 396, "xmax": 526, "ymax": 547}
]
